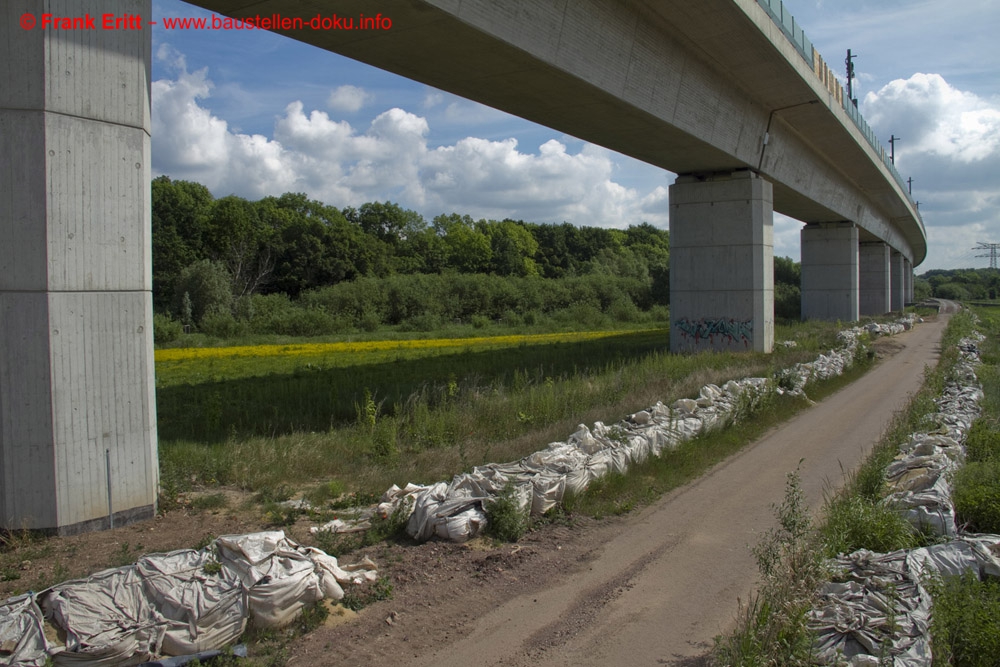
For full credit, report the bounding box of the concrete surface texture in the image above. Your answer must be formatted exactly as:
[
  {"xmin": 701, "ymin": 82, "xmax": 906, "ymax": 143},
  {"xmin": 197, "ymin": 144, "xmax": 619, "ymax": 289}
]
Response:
[
  {"xmin": 891, "ymin": 252, "xmax": 907, "ymax": 311},
  {"xmin": 0, "ymin": 0, "xmax": 158, "ymax": 533},
  {"xmin": 859, "ymin": 242, "xmax": 891, "ymax": 316},
  {"xmin": 668, "ymin": 171, "xmax": 774, "ymax": 353},
  {"xmin": 801, "ymin": 222, "xmax": 861, "ymax": 322}
]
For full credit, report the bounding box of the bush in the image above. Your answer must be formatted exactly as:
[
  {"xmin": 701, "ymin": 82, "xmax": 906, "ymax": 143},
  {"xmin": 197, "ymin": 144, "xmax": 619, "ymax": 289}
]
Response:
[
  {"xmin": 822, "ymin": 495, "xmax": 917, "ymax": 557},
  {"xmin": 775, "ymin": 282, "xmax": 801, "ymax": 320},
  {"xmin": 485, "ymin": 484, "xmax": 529, "ymax": 542},
  {"xmin": 929, "ymin": 572, "xmax": 1000, "ymax": 665},
  {"xmin": 965, "ymin": 419, "xmax": 1000, "ymax": 463},
  {"xmin": 199, "ymin": 310, "xmax": 247, "ymax": 339},
  {"xmin": 153, "ymin": 313, "xmax": 183, "ymax": 344},
  {"xmin": 173, "ymin": 260, "xmax": 232, "ymax": 325},
  {"xmin": 953, "ymin": 460, "xmax": 1000, "ymax": 533}
]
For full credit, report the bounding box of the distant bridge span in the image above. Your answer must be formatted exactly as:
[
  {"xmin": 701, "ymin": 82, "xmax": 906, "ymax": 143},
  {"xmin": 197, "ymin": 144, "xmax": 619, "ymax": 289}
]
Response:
[
  {"xmin": 194, "ymin": 0, "xmax": 925, "ymax": 265},
  {"xmin": 1, "ymin": 0, "xmax": 925, "ymax": 533}
]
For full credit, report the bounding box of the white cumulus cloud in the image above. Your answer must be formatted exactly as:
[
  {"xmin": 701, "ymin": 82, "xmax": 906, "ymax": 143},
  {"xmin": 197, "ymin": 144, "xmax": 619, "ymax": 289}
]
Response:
[
  {"xmin": 327, "ymin": 85, "xmax": 374, "ymax": 113},
  {"xmin": 864, "ymin": 73, "xmax": 1000, "ymax": 163},
  {"xmin": 151, "ymin": 50, "xmax": 669, "ymax": 229}
]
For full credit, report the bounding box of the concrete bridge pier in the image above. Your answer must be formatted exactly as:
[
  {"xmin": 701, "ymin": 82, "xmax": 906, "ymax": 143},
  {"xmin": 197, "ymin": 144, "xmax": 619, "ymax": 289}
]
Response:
[
  {"xmin": 891, "ymin": 251, "xmax": 906, "ymax": 311},
  {"xmin": 1, "ymin": 0, "xmax": 158, "ymax": 534},
  {"xmin": 859, "ymin": 242, "xmax": 891, "ymax": 316},
  {"xmin": 904, "ymin": 259, "xmax": 914, "ymax": 304},
  {"xmin": 668, "ymin": 171, "xmax": 774, "ymax": 353},
  {"xmin": 800, "ymin": 222, "xmax": 860, "ymax": 322}
]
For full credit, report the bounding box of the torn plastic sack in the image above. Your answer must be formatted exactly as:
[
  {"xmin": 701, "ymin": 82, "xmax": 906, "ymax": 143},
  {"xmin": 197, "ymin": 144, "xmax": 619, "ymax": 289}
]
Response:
[{"xmin": 0, "ymin": 594, "xmax": 50, "ymax": 667}]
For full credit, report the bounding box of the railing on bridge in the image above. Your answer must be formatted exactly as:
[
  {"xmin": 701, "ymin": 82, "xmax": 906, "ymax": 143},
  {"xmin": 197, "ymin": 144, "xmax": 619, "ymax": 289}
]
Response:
[{"xmin": 753, "ymin": 0, "xmax": 921, "ymax": 220}]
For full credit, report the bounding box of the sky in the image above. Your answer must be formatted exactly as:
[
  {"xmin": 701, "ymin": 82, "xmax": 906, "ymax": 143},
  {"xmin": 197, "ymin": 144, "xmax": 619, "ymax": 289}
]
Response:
[{"xmin": 150, "ymin": 0, "xmax": 1000, "ymax": 272}]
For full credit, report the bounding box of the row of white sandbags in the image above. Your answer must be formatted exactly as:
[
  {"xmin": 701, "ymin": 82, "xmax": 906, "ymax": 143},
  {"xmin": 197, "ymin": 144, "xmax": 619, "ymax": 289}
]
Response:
[
  {"xmin": 883, "ymin": 336, "xmax": 984, "ymax": 537},
  {"xmin": 810, "ymin": 535, "xmax": 1000, "ymax": 666},
  {"xmin": 810, "ymin": 332, "xmax": 988, "ymax": 664},
  {"xmin": 358, "ymin": 317, "xmax": 915, "ymax": 544},
  {"xmin": 0, "ymin": 531, "xmax": 376, "ymax": 666}
]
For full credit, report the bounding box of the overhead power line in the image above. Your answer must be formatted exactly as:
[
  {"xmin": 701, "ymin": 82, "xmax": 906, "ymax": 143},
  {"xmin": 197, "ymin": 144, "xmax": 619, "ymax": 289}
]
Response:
[{"xmin": 973, "ymin": 242, "xmax": 1000, "ymax": 269}]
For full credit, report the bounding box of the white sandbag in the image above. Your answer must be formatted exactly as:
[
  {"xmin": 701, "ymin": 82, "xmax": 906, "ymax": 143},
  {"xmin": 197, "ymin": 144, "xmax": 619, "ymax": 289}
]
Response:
[
  {"xmin": 214, "ymin": 533, "xmax": 322, "ymax": 629},
  {"xmin": 563, "ymin": 466, "xmax": 593, "ymax": 496},
  {"xmin": 906, "ymin": 541, "xmax": 979, "ymax": 581},
  {"xmin": 960, "ymin": 534, "xmax": 1000, "ymax": 578},
  {"xmin": 136, "ymin": 549, "xmax": 246, "ymax": 657},
  {"xmin": 531, "ymin": 475, "xmax": 566, "ymax": 516},
  {"xmin": 436, "ymin": 507, "xmax": 487, "ymax": 542},
  {"xmin": 42, "ymin": 565, "xmax": 163, "ymax": 666},
  {"xmin": 0, "ymin": 594, "xmax": 50, "ymax": 667}
]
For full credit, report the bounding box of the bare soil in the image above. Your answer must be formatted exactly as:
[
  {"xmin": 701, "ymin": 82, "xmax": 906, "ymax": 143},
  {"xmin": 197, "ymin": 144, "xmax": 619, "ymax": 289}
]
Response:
[{"xmin": 0, "ymin": 314, "xmax": 946, "ymax": 666}]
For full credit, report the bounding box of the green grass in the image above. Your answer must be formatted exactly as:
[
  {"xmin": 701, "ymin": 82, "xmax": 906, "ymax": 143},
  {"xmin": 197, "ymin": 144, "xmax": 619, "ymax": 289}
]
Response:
[
  {"xmin": 929, "ymin": 572, "xmax": 1000, "ymax": 666},
  {"xmin": 159, "ymin": 321, "xmax": 842, "ymax": 503}
]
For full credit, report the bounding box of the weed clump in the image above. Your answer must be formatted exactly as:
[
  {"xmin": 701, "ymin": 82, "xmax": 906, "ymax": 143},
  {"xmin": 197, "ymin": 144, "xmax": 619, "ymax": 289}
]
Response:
[
  {"xmin": 715, "ymin": 470, "xmax": 826, "ymax": 664},
  {"xmin": 928, "ymin": 572, "xmax": 1000, "ymax": 664},
  {"xmin": 822, "ymin": 495, "xmax": 919, "ymax": 557},
  {"xmin": 485, "ymin": 484, "xmax": 529, "ymax": 543},
  {"xmin": 952, "ymin": 460, "xmax": 1000, "ymax": 533}
]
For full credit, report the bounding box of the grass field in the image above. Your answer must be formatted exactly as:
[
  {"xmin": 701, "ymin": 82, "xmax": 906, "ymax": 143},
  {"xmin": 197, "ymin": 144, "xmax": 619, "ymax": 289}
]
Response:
[
  {"xmin": 156, "ymin": 320, "xmax": 844, "ymax": 504},
  {"xmin": 155, "ymin": 329, "xmax": 674, "ymax": 441}
]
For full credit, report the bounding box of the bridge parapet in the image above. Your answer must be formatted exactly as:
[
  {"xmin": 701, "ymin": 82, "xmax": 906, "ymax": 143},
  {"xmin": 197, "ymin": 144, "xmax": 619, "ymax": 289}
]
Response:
[{"xmin": 752, "ymin": 0, "xmax": 922, "ymax": 223}]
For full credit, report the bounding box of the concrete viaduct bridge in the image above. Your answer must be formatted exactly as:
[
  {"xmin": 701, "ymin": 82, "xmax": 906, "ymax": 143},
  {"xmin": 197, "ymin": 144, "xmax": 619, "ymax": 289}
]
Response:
[{"xmin": 2, "ymin": 0, "xmax": 925, "ymax": 533}]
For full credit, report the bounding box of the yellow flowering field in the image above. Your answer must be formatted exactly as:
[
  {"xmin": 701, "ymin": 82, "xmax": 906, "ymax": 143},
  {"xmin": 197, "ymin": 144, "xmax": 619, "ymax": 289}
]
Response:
[{"xmin": 155, "ymin": 330, "xmax": 661, "ymax": 388}]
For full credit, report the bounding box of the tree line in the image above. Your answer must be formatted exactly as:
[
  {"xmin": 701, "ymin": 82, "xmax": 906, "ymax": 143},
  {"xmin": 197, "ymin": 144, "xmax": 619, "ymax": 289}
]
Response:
[
  {"xmin": 153, "ymin": 176, "xmax": 673, "ymax": 337},
  {"xmin": 918, "ymin": 268, "xmax": 999, "ymax": 301},
  {"xmin": 152, "ymin": 176, "xmax": 803, "ymax": 341}
]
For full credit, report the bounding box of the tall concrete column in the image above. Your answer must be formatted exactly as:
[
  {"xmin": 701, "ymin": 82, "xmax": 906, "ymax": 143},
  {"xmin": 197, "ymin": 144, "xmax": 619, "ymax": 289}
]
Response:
[
  {"xmin": 890, "ymin": 251, "xmax": 905, "ymax": 311},
  {"xmin": 904, "ymin": 258, "xmax": 914, "ymax": 304},
  {"xmin": 669, "ymin": 171, "xmax": 773, "ymax": 353},
  {"xmin": 801, "ymin": 222, "xmax": 859, "ymax": 321},
  {"xmin": 859, "ymin": 242, "xmax": 891, "ymax": 316},
  {"xmin": 1, "ymin": 0, "xmax": 157, "ymax": 533}
]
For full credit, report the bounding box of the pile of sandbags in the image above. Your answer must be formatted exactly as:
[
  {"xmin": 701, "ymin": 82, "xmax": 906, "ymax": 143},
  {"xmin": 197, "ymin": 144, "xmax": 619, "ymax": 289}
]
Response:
[
  {"xmin": 810, "ymin": 536, "xmax": 1000, "ymax": 665},
  {"xmin": 0, "ymin": 531, "xmax": 376, "ymax": 666},
  {"xmin": 810, "ymin": 332, "xmax": 997, "ymax": 664}
]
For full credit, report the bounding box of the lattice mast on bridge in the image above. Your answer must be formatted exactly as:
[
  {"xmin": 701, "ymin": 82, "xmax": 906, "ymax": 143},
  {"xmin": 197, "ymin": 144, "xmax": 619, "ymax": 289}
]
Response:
[{"xmin": 974, "ymin": 242, "xmax": 1000, "ymax": 269}]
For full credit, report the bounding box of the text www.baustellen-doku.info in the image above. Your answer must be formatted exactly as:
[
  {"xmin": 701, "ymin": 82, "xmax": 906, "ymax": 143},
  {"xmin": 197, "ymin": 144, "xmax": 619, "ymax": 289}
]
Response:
[{"xmin": 17, "ymin": 11, "xmax": 392, "ymax": 32}]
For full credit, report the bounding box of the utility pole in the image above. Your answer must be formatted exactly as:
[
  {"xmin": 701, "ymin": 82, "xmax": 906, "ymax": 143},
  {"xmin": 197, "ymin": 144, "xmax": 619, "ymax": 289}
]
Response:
[
  {"xmin": 907, "ymin": 177, "xmax": 913, "ymax": 194},
  {"xmin": 889, "ymin": 135, "xmax": 900, "ymax": 165},
  {"xmin": 974, "ymin": 242, "xmax": 1000, "ymax": 270},
  {"xmin": 845, "ymin": 49, "xmax": 858, "ymax": 107}
]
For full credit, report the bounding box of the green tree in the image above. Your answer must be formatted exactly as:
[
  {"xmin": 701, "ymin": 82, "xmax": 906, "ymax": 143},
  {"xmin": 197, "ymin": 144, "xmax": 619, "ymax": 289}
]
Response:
[
  {"xmin": 172, "ymin": 260, "xmax": 233, "ymax": 325},
  {"xmin": 434, "ymin": 214, "xmax": 492, "ymax": 273},
  {"xmin": 774, "ymin": 256, "xmax": 801, "ymax": 286},
  {"xmin": 151, "ymin": 176, "xmax": 215, "ymax": 311},
  {"xmin": 207, "ymin": 195, "xmax": 274, "ymax": 299},
  {"xmin": 480, "ymin": 220, "xmax": 540, "ymax": 276}
]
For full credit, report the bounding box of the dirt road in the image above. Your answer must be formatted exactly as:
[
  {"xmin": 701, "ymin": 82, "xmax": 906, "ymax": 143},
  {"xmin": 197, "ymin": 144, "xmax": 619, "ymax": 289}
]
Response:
[{"xmin": 290, "ymin": 314, "xmax": 948, "ymax": 666}]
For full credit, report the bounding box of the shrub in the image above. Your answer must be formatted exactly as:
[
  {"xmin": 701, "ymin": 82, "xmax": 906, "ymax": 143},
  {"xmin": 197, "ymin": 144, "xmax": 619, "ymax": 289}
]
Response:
[
  {"xmin": 485, "ymin": 483, "xmax": 529, "ymax": 542},
  {"xmin": 199, "ymin": 310, "xmax": 247, "ymax": 339},
  {"xmin": 953, "ymin": 460, "xmax": 1000, "ymax": 533},
  {"xmin": 153, "ymin": 313, "xmax": 183, "ymax": 344},
  {"xmin": 928, "ymin": 572, "xmax": 1000, "ymax": 665},
  {"xmin": 822, "ymin": 495, "xmax": 917, "ymax": 557},
  {"xmin": 172, "ymin": 260, "xmax": 232, "ymax": 325},
  {"xmin": 964, "ymin": 419, "xmax": 1000, "ymax": 464}
]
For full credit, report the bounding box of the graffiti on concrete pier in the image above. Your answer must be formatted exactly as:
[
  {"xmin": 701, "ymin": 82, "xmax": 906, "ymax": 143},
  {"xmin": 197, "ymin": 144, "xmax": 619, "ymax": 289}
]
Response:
[{"xmin": 673, "ymin": 318, "xmax": 753, "ymax": 347}]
